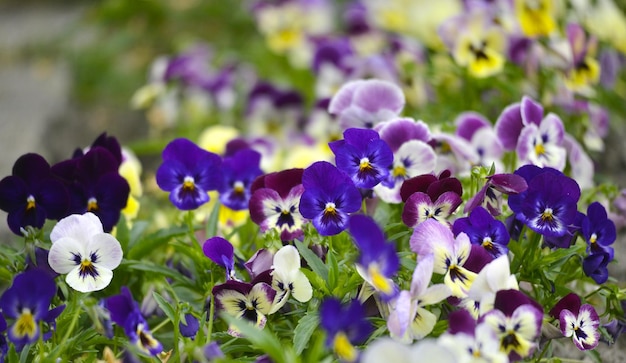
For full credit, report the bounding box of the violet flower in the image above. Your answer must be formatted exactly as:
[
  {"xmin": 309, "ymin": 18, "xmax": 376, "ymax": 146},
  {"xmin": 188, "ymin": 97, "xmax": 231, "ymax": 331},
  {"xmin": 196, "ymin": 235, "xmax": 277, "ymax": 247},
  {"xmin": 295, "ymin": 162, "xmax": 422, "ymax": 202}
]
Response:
[
  {"xmin": 203, "ymin": 236, "xmax": 235, "ymax": 280},
  {"xmin": 401, "ymin": 171, "xmax": 463, "ymax": 228},
  {"xmin": 0, "ymin": 269, "xmax": 64, "ymax": 350},
  {"xmin": 582, "ymin": 202, "xmax": 616, "ymax": 256},
  {"xmin": 453, "ymin": 206, "xmax": 510, "ymax": 258},
  {"xmin": 454, "ymin": 111, "xmax": 504, "ymax": 171},
  {"xmin": 179, "ymin": 313, "xmax": 200, "ymax": 339},
  {"xmin": 0, "ymin": 153, "xmax": 69, "ymax": 235},
  {"xmin": 329, "ymin": 128, "xmax": 393, "ymax": 189},
  {"xmin": 156, "ymin": 138, "xmax": 222, "ymax": 210},
  {"xmin": 218, "ymin": 148, "xmax": 263, "ymax": 210},
  {"xmin": 299, "ymin": 161, "xmax": 362, "ymax": 236},
  {"xmin": 320, "ymin": 298, "xmax": 372, "ymax": 363},
  {"xmin": 582, "ymin": 252, "xmax": 612, "ymax": 284},
  {"xmin": 249, "ymin": 168, "xmax": 307, "ymax": 241},
  {"xmin": 464, "ymin": 172, "xmax": 528, "ymax": 216},
  {"xmin": 348, "ymin": 215, "xmax": 399, "ymax": 300},
  {"xmin": 549, "ymin": 293, "xmax": 600, "ymax": 350},
  {"xmin": 103, "ymin": 286, "xmax": 163, "ymax": 356}
]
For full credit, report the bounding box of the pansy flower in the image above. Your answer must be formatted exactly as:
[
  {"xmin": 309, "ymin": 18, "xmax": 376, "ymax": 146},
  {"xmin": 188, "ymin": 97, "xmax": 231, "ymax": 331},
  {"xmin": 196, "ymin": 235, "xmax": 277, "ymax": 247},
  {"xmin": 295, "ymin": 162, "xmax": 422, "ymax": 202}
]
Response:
[
  {"xmin": 328, "ymin": 79, "xmax": 405, "ymax": 130},
  {"xmin": 581, "ymin": 202, "xmax": 616, "ymax": 256},
  {"xmin": 103, "ymin": 286, "xmax": 163, "ymax": 356},
  {"xmin": 410, "ymin": 219, "xmax": 476, "ymax": 298},
  {"xmin": 464, "ymin": 172, "xmax": 528, "ymax": 216},
  {"xmin": 249, "ymin": 168, "xmax": 307, "ymax": 241},
  {"xmin": 0, "ymin": 153, "xmax": 69, "ymax": 235},
  {"xmin": 515, "ymin": 0, "xmax": 556, "ymax": 37},
  {"xmin": 454, "ymin": 111, "xmax": 504, "ymax": 171},
  {"xmin": 0, "ymin": 269, "xmax": 65, "ymax": 350},
  {"xmin": 156, "ymin": 138, "xmax": 222, "ymax": 210},
  {"xmin": 48, "ymin": 213, "xmax": 123, "ymax": 293},
  {"xmin": 564, "ymin": 23, "xmax": 600, "ymax": 93},
  {"xmin": 387, "ymin": 254, "xmax": 451, "ymax": 342},
  {"xmin": 320, "ymin": 298, "xmax": 372, "ymax": 363},
  {"xmin": 212, "ymin": 277, "xmax": 276, "ymax": 336},
  {"xmin": 482, "ymin": 289, "xmax": 543, "ymax": 361},
  {"xmin": 329, "ymin": 128, "xmax": 393, "ymax": 189},
  {"xmin": 299, "ymin": 161, "xmax": 362, "ymax": 236},
  {"xmin": 401, "ymin": 171, "xmax": 463, "ymax": 228},
  {"xmin": 582, "ymin": 252, "xmax": 612, "ymax": 284},
  {"xmin": 549, "ymin": 293, "xmax": 600, "ymax": 351},
  {"xmin": 269, "ymin": 245, "xmax": 312, "ymax": 313},
  {"xmin": 348, "ymin": 215, "xmax": 400, "ymax": 300},
  {"xmin": 467, "ymin": 255, "xmax": 519, "ymax": 317},
  {"xmin": 361, "ymin": 337, "xmax": 457, "ymax": 363},
  {"xmin": 218, "ymin": 148, "xmax": 263, "ymax": 210},
  {"xmin": 203, "ymin": 236, "xmax": 236, "ymax": 280},
  {"xmin": 453, "ymin": 206, "xmax": 510, "ymax": 258}
]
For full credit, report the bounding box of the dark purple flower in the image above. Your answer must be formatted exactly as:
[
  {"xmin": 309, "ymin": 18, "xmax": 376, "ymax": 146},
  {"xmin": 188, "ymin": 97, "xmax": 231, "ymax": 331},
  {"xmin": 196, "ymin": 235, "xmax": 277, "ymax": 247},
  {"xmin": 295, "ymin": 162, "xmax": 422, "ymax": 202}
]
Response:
[
  {"xmin": 582, "ymin": 202, "xmax": 616, "ymax": 255},
  {"xmin": 0, "ymin": 153, "xmax": 69, "ymax": 235},
  {"xmin": 348, "ymin": 215, "xmax": 399, "ymax": 300},
  {"xmin": 0, "ymin": 269, "xmax": 64, "ymax": 350},
  {"xmin": 73, "ymin": 132, "xmax": 123, "ymax": 167},
  {"xmin": 550, "ymin": 293, "xmax": 600, "ymax": 350},
  {"xmin": 218, "ymin": 148, "xmax": 263, "ymax": 210},
  {"xmin": 453, "ymin": 206, "xmax": 509, "ymax": 258},
  {"xmin": 156, "ymin": 138, "xmax": 222, "ymax": 210},
  {"xmin": 179, "ymin": 313, "xmax": 200, "ymax": 339},
  {"xmin": 103, "ymin": 286, "xmax": 163, "ymax": 356},
  {"xmin": 203, "ymin": 236, "xmax": 235, "ymax": 280},
  {"xmin": 299, "ymin": 161, "xmax": 362, "ymax": 236},
  {"xmin": 249, "ymin": 169, "xmax": 307, "ymax": 241},
  {"xmin": 320, "ymin": 298, "xmax": 372, "ymax": 362},
  {"xmin": 401, "ymin": 171, "xmax": 463, "ymax": 228},
  {"xmin": 329, "ymin": 128, "xmax": 393, "ymax": 189},
  {"xmin": 582, "ymin": 252, "xmax": 611, "ymax": 284}
]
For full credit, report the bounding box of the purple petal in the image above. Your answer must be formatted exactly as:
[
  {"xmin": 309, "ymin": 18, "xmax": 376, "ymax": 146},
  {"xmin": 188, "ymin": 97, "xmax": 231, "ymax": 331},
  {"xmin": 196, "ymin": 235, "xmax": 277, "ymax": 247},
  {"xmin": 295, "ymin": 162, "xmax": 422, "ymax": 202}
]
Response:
[
  {"xmin": 488, "ymin": 174, "xmax": 528, "ymax": 194},
  {"xmin": 377, "ymin": 118, "xmax": 431, "ymax": 153},
  {"xmin": 353, "ymin": 79, "xmax": 405, "ymax": 115},
  {"xmin": 203, "ymin": 237, "xmax": 234, "ymax": 270},
  {"xmin": 549, "ymin": 293, "xmax": 581, "ymax": 319},
  {"xmin": 494, "ymin": 103, "xmax": 523, "ymax": 150},
  {"xmin": 447, "ymin": 309, "xmax": 476, "ymax": 336},
  {"xmin": 402, "ymin": 192, "xmax": 432, "ymax": 228},
  {"xmin": 12, "ymin": 153, "xmax": 51, "ymax": 182},
  {"xmin": 567, "ymin": 23, "xmax": 587, "ymax": 65},
  {"xmin": 520, "ymin": 96, "xmax": 543, "ymax": 126},
  {"xmin": 245, "ymin": 249, "xmax": 274, "ymax": 280},
  {"xmin": 400, "ymin": 174, "xmax": 438, "ymax": 202},
  {"xmin": 455, "ymin": 112, "xmax": 490, "ymax": 141},
  {"xmin": 349, "ymin": 214, "xmax": 386, "ymax": 251},
  {"xmin": 328, "ymin": 80, "xmax": 363, "ymax": 115}
]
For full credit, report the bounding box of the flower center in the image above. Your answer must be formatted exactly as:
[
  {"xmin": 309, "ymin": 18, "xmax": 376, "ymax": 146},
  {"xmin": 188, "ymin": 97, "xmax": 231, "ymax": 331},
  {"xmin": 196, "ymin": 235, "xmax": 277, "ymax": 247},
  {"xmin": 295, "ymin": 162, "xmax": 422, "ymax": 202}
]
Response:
[
  {"xmin": 368, "ymin": 264, "xmax": 393, "ymax": 294},
  {"xmin": 541, "ymin": 207, "xmax": 554, "ymax": 222},
  {"xmin": 79, "ymin": 259, "xmax": 98, "ymax": 278},
  {"xmin": 359, "ymin": 158, "xmax": 373, "ymax": 172},
  {"xmin": 13, "ymin": 308, "xmax": 37, "ymax": 339},
  {"xmin": 534, "ymin": 142, "xmax": 546, "ymax": 156},
  {"xmin": 87, "ymin": 197, "xmax": 99, "ymax": 212},
  {"xmin": 333, "ymin": 332, "xmax": 358, "ymax": 362},
  {"xmin": 590, "ymin": 233, "xmax": 597, "ymax": 244},
  {"xmin": 26, "ymin": 195, "xmax": 36, "ymax": 211},
  {"xmin": 233, "ymin": 181, "xmax": 245, "ymax": 195},
  {"xmin": 392, "ymin": 165, "xmax": 406, "ymax": 178},
  {"xmin": 482, "ymin": 237, "xmax": 494, "ymax": 250},
  {"xmin": 182, "ymin": 176, "xmax": 196, "ymax": 191},
  {"xmin": 324, "ymin": 202, "xmax": 337, "ymax": 216}
]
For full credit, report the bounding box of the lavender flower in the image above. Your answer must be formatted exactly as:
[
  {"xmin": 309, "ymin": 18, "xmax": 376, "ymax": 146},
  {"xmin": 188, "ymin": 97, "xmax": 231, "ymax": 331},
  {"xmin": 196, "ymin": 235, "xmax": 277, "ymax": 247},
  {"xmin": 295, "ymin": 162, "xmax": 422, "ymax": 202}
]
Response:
[
  {"xmin": 320, "ymin": 298, "xmax": 372, "ymax": 362},
  {"xmin": 156, "ymin": 138, "xmax": 222, "ymax": 210},
  {"xmin": 299, "ymin": 161, "xmax": 362, "ymax": 236}
]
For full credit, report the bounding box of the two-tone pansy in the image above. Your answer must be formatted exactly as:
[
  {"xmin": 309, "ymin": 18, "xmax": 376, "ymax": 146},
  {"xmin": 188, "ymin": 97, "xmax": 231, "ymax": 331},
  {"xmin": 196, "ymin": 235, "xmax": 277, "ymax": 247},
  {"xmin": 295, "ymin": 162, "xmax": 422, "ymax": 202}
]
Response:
[
  {"xmin": 320, "ymin": 298, "xmax": 372, "ymax": 363},
  {"xmin": 401, "ymin": 171, "xmax": 463, "ymax": 228},
  {"xmin": 549, "ymin": 293, "xmax": 600, "ymax": 351},
  {"xmin": 48, "ymin": 212, "xmax": 123, "ymax": 292},
  {"xmin": 269, "ymin": 245, "xmax": 312, "ymax": 313}
]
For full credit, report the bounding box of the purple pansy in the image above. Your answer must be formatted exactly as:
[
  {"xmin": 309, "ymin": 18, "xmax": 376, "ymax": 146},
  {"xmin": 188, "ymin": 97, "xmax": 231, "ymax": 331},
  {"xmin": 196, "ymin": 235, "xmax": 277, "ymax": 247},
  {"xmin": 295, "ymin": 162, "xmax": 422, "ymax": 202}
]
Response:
[
  {"xmin": 464, "ymin": 172, "xmax": 528, "ymax": 216},
  {"xmin": 582, "ymin": 202, "xmax": 616, "ymax": 256},
  {"xmin": 249, "ymin": 168, "xmax": 307, "ymax": 241},
  {"xmin": 245, "ymin": 81, "xmax": 304, "ymax": 141},
  {"xmin": 348, "ymin": 215, "xmax": 399, "ymax": 300},
  {"xmin": 549, "ymin": 293, "xmax": 600, "ymax": 350},
  {"xmin": 179, "ymin": 313, "xmax": 200, "ymax": 339},
  {"xmin": 244, "ymin": 249, "xmax": 274, "ymax": 280},
  {"xmin": 329, "ymin": 128, "xmax": 393, "ymax": 189},
  {"xmin": 156, "ymin": 138, "xmax": 222, "ymax": 210},
  {"xmin": 582, "ymin": 252, "xmax": 612, "ymax": 284},
  {"xmin": 455, "ymin": 112, "xmax": 504, "ymax": 170},
  {"xmin": 0, "ymin": 269, "xmax": 65, "ymax": 350},
  {"xmin": 453, "ymin": 206, "xmax": 510, "ymax": 258},
  {"xmin": 218, "ymin": 148, "xmax": 263, "ymax": 210},
  {"xmin": 328, "ymin": 79, "xmax": 405, "ymax": 130},
  {"xmin": 103, "ymin": 286, "xmax": 163, "ymax": 356},
  {"xmin": 401, "ymin": 171, "xmax": 463, "ymax": 228},
  {"xmin": 320, "ymin": 298, "xmax": 372, "ymax": 363},
  {"xmin": 203, "ymin": 237, "xmax": 236, "ymax": 280},
  {"xmin": 299, "ymin": 161, "xmax": 362, "ymax": 236}
]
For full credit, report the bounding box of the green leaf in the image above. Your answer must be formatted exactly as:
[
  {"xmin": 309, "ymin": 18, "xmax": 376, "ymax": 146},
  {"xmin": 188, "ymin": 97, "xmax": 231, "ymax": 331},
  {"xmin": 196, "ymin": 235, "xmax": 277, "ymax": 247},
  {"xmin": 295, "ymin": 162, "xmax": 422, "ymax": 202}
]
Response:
[
  {"xmin": 115, "ymin": 215, "xmax": 130, "ymax": 253},
  {"xmin": 295, "ymin": 240, "xmax": 328, "ymax": 282},
  {"xmin": 128, "ymin": 220, "xmax": 149, "ymax": 247},
  {"xmin": 121, "ymin": 260, "xmax": 195, "ymax": 286},
  {"xmin": 205, "ymin": 200, "xmax": 221, "ymax": 238},
  {"xmin": 153, "ymin": 291, "xmax": 177, "ymax": 323},
  {"xmin": 327, "ymin": 250, "xmax": 338, "ymax": 291},
  {"xmin": 127, "ymin": 226, "xmax": 187, "ymax": 260},
  {"xmin": 222, "ymin": 315, "xmax": 288, "ymax": 363},
  {"xmin": 293, "ymin": 312, "xmax": 319, "ymax": 355}
]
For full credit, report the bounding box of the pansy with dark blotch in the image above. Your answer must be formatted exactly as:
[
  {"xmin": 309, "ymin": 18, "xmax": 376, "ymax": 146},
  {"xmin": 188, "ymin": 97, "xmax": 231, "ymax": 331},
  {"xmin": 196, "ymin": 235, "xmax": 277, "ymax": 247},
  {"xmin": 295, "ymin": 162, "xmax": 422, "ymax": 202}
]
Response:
[
  {"xmin": 249, "ymin": 168, "xmax": 307, "ymax": 241},
  {"xmin": 156, "ymin": 138, "xmax": 222, "ymax": 211},
  {"xmin": 549, "ymin": 293, "xmax": 600, "ymax": 350},
  {"xmin": 348, "ymin": 215, "xmax": 399, "ymax": 300},
  {"xmin": 299, "ymin": 161, "xmax": 362, "ymax": 236},
  {"xmin": 203, "ymin": 236, "xmax": 235, "ymax": 280},
  {"xmin": 464, "ymin": 172, "xmax": 528, "ymax": 216},
  {"xmin": 0, "ymin": 153, "xmax": 69, "ymax": 235},
  {"xmin": 52, "ymin": 147, "xmax": 130, "ymax": 232},
  {"xmin": 453, "ymin": 206, "xmax": 510, "ymax": 258},
  {"xmin": 218, "ymin": 148, "xmax": 263, "ymax": 210},
  {"xmin": 582, "ymin": 202, "xmax": 616, "ymax": 256},
  {"xmin": 212, "ymin": 277, "xmax": 276, "ymax": 337},
  {"xmin": 508, "ymin": 165, "xmax": 580, "ymax": 239},
  {"xmin": 103, "ymin": 286, "xmax": 163, "ymax": 356},
  {"xmin": 481, "ymin": 289, "xmax": 543, "ymax": 361},
  {"xmin": 320, "ymin": 297, "xmax": 372, "ymax": 363},
  {"xmin": 0, "ymin": 269, "xmax": 65, "ymax": 351},
  {"xmin": 401, "ymin": 170, "xmax": 463, "ymax": 228},
  {"xmin": 329, "ymin": 128, "xmax": 393, "ymax": 189}
]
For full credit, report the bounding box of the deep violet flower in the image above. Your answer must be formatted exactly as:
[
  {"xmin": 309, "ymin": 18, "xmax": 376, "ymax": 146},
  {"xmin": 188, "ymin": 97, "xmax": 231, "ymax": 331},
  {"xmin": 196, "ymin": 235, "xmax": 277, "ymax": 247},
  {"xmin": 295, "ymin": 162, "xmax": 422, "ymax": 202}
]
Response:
[
  {"xmin": 179, "ymin": 313, "xmax": 200, "ymax": 339},
  {"xmin": 549, "ymin": 293, "xmax": 600, "ymax": 350},
  {"xmin": 0, "ymin": 153, "xmax": 69, "ymax": 235},
  {"xmin": 0, "ymin": 269, "xmax": 64, "ymax": 350},
  {"xmin": 582, "ymin": 202, "xmax": 616, "ymax": 256},
  {"xmin": 103, "ymin": 286, "xmax": 163, "ymax": 356},
  {"xmin": 218, "ymin": 148, "xmax": 263, "ymax": 210},
  {"xmin": 401, "ymin": 171, "xmax": 463, "ymax": 228},
  {"xmin": 348, "ymin": 215, "xmax": 399, "ymax": 300},
  {"xmin": 203, "ymin": 236, "xmax": 235, "ymax": 280},
  {"xmin": 582, "ymin": 252, "xmax": 612, "ymax": 284},
  {"xmin": 452, "ymin": 206, "xmax": 510, "ymax": 258},
  {"xmin": 299, "ymin": 161, "xmax": 362, "ymax": 236},
  {"xmin": 320, "ymin": 298, "xmax": 372, "ymax": 363},
  {"xmin": 249, "ymin": 168, "xmax": 307, "ymax": 241},
  {"xmin": 329, "ymin": 128, "xmax": 393, "ymax": 189},
  {"xmin": 156, "ymin": 138, "xmax": 222, "ymax": 210}
]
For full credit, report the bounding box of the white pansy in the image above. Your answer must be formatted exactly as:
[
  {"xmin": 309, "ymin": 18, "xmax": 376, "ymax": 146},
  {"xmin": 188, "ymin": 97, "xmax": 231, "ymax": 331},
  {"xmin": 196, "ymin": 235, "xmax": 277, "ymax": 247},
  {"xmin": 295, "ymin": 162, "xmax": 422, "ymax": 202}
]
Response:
[{"xmin": 269, "ymin": 245, "xmax": 312, "ymax": 313}]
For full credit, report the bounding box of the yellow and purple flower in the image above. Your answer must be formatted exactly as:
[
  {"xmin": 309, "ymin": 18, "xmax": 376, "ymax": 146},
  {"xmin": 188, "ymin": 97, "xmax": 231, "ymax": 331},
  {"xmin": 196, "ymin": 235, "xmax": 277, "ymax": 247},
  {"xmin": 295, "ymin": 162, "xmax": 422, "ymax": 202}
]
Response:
[
  {"xmin": 453, "ymin": 206, "xmax": 510, "ymax": 258},
  {"xmin": 320, "ymin": 297, "xmax": 372, "ymax": 362},
  {"xmin": 218, "ymin": 148, "xmax": 263, "ymax": 211}
]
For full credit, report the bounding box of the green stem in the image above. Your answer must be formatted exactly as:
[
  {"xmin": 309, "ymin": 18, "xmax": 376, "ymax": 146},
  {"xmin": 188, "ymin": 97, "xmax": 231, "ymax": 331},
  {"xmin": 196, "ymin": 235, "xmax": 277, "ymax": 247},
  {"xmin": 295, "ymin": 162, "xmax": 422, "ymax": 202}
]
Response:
[
  {"xmin": 533, "ymin": 339, "xmax": 552, "ymax": 363},
  {"xmin": 150, "ymin": 317, "xmax": 172, "ymax": 334},
  {"xmin": 50, "ymin": 293, "xmax": 85, "ymax": 360}
]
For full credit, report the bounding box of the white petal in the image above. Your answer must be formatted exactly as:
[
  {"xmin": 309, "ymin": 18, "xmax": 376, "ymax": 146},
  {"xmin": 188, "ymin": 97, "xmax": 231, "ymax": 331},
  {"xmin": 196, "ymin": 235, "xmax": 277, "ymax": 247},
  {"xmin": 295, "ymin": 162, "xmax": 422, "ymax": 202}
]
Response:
[
  {"xmin": 48, "ymin": 237, "xmax": 85, "ymax": 274},
  {"xmin": 361, "ymin": 338, "xmax": 414, "ymax": 363},
  {"xmin": 65, "ymin": 265, "xmax": 113, "ymax": 293},
  {"xmin": 290, "ymin": 271, "xmax": 312, "ymax": 302},
  {"xmin": 419, "ymin": 284, "xmax": 452, "ymax": 306},
  {"xmin": 272, "ymin": 245, "xmax": 301, "ymax": 277},
  {"xmin": 51, "ymin": 213, "xmax": 104, "ymax": 244},
  {"xmin": 410, "ymin": 307, "xmax": 437, "ymax": 339},
  {"xmin": 87, "ymin": 233, "xmax": 123, "ymax": 270}
]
